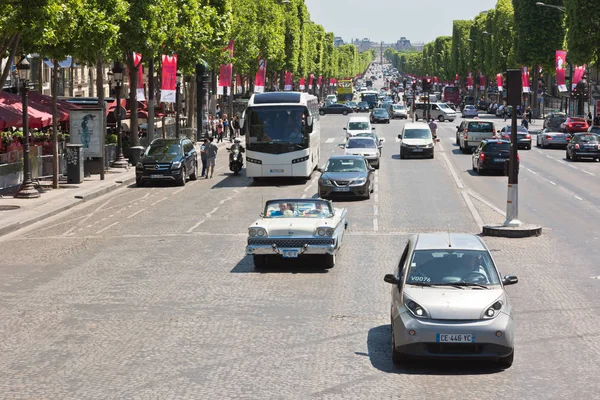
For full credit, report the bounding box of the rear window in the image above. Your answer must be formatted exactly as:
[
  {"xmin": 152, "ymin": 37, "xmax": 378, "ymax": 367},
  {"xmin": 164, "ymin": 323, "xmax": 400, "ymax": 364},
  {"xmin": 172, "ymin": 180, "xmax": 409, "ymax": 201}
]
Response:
[
  {"xmin": 467, "ymin": 122, "xmax": 494, "ymax": 132},
  {"xmin": 484, "ymin": 142, "xmax": 510, "ymax": 152},
  {"xmin": 576, "ymin": 134, "xmax": 599, "ymax": 143},
  {"xmin": 571, "ymin": 118, "xmax": 586, "ymax": 123}
]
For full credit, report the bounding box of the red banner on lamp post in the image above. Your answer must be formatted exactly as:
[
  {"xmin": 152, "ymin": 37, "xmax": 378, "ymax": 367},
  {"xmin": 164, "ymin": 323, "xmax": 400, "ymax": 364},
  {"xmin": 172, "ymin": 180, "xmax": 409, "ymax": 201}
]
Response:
[
  {"xmin": 254, "ymin": 59, "xmax": 267, "ymax": 93},
  {"xmin": 161, "ymin": 54, "xmax": 177, "ymax": 103},
  {"xmin": 284, "ymin": 71, "xmax": 293, "ymax": 91},
  {"xmin": 522, "ymin": 66, "xmax": 531, "ymax": 93},
  {"xmin": 556, "ymin": 50, "xmax": 567, "ymax": 92}
]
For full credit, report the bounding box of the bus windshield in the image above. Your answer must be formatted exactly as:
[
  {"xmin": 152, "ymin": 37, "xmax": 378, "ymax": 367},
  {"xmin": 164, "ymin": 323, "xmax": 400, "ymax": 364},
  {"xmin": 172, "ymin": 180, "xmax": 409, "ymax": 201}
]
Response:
[{"xmin": 246, "ymin": 106, "xmax": 309, "ymax": 154}]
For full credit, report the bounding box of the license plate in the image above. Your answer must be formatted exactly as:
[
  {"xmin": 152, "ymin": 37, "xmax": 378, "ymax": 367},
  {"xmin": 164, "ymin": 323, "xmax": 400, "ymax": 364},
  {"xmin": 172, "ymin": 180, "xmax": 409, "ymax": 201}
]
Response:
[
  {"xmin": 436, "ymin": 334, "xmax": 475, "ymax": 343},
  {"xmin": 270, "ymin": 169, "xmax": 284, "ymax": 173},
  {"xmin": 412, "ymin": 148, "xmax": 423, "ymax": 152},
  {"xmin": 150, "ymin": 174, "xmax": 163, "ymax": 179},
  {"xmin": 281, "ymin": 249, "xmax": 298, "ymax": 258},
  {"xmin": 494, "ymin": 158, "xmax": 505, "ymax": 162},
  {"xmin": 333, "ymin": 187, "xmax": 350, "ymax": 192}
]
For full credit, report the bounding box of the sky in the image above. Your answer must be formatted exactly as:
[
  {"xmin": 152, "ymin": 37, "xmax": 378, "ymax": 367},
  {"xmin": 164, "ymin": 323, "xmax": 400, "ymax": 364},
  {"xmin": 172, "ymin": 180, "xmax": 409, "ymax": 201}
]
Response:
[{"xmin": 304, "ymin": 0, "xmax": 498, "ymax": 45}]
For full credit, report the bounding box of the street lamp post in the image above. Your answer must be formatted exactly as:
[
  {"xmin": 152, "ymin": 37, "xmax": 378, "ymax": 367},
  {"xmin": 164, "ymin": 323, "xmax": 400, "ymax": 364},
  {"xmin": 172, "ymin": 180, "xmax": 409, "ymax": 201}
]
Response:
[
  {"xmin": 175, "ymin": 72, "xmax": 182, "ymax": 139},
  {"xmin": 15, "ymin": 58, "xmax": 40, "ymax": 199},
  {"xmin": 111, "ymin": 62, "xmax": 128, "ymax": 168}
]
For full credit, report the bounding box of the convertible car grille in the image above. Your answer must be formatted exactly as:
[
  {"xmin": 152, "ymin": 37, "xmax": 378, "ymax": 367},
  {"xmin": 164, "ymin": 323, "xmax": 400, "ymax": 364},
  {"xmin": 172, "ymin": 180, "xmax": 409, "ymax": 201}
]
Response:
[{"xmin": 248, "ymin": 238, "xmax": 335, "ymax": 247}]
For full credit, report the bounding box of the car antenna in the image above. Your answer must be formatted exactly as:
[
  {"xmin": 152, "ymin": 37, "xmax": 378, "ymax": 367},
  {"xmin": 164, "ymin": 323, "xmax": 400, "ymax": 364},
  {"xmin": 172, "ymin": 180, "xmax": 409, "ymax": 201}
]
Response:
[{"xmin": 447, "ymin": 225, "xmax": 452, "ymax": 248}]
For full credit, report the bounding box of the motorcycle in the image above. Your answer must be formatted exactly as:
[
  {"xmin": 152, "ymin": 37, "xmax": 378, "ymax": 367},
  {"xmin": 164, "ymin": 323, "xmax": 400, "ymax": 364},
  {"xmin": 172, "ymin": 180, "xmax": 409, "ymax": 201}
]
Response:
[{"xmin": 227, "ymin": 142, "xmax": 244, "ymax": 174}]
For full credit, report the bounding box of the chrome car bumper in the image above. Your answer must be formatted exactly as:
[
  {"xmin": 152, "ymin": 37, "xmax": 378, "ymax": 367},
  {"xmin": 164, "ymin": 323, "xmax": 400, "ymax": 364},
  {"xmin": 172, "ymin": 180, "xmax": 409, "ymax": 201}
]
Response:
[
  {"xmin": 246, "ymin": 237, "xmax": 337, "ymax": 256},
  {"xmin": 392, "ymin": 310, "xmax": 515, "ymax": 359}
]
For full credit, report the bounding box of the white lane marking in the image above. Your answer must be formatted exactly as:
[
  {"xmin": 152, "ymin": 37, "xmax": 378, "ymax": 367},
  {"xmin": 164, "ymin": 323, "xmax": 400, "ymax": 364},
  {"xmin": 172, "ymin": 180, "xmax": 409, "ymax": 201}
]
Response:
[
  {"xmin": 127, "ymin": 208, "xmax": 146, "ymax": 219},
  {"xmin": 373, "ymin": 205, "xmax": 379, "ymax": 216},
  {"xmin": 437, "ymin": 141, "xmax": 445, "ymax": 152},
  {"xmin": 575, "ymin": 195, "xmax": 583, "ymax": 201},
  {"xmin": 373, "ymin": 219, "xmax": 379, "ymax": 231},
  {"xmin": 219, "ymin": 197, "xmax": 233, "ymax": 204},
  {"xmin": 468, "ymin": 190, "xmax": 506, "ymax": 217},
  {"xmin": 205, "ymin": 207, "xmax": 219, "ymax": 217},
  {"xmin": 462, "ymin": 191, "xmax": 484, "ymax": 228},
  {"xmin": 548, "ymin": 180, "xmax": 557, "ymax": 186},
  {"xmin": 325, "ymin": 138, "xmax": 335, "ymax": 143},
  {"xmin": 440, "ymin": 151, "xmax": 465, "ymax": 189},
  {"xmin": 304, "ymin": 184, "xmax": 313, "ymax": 192},
  {"xmin": 582, "ymin": 169, "xmax": 595, "ymax": 176},
  {"xmin": 374, "ymin": 176, "xmax": 379, "ymax": 184},
  {"xmin": 151, "ymin": 197, "xmax": 168, "ymax": 206},
  {"xmin": 374, "ymin": 184, "xmax": 379, "ymax": 192},
  {"xmin": 525, "ymin": 168, "xmax": 538, "ymax": 175},
  {"xmin": 374, "ymin": 193, "xmax": 379, "ymax": 202},
  {"xmin": 173, "ymin": 187, "xmax": 186, "ymax": 195},
  {"xmin": 567, "ymin": 164, "xmax": 578, "ymax": 170},
  {"xmin": 331, "ymin": 150, "xmax": 335, "ymax": 153},
  {"xmin": 61, "ymin": 199, "xmax": 113, "ymax": 236},
  {"xmin": 241, "ymin": 186, "xmax": 249, "ymax": 190},
  {"xmin": 447, "ymin": 137, "xmax": 455, "ymax": 143},
  {"xmin": 95, "ymin": 221, "xmax": 119, "ymax": 235},
  {"xmin": 312, "ymin": 177, "xmax": 318, "ymax": 184},
  {"xmin": 186, "ymin": 219, "xmax": 205, "ymax": 233},
  {"xmin": 301, "ymin": 194, "xmax": 308, "ymax": 199}
]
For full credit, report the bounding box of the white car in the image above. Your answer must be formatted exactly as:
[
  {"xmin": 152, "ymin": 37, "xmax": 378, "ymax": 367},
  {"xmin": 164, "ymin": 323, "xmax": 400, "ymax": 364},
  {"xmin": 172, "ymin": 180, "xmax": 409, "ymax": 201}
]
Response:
[
  {"xmin": 399, "ymin": 122, "xmax": 435, "ymax": 159},
  {"xmin": 462, "ymin": 105, "xmax": 479, "ymax": 118},
  {"xmin": 326, "ymin": 94, "xmax": 338, "ymax": 104},
  {"xmin": 246, "ymin": 199, "xmax": 348, "ymax": 269},
  {"xmin": 391, "ymin": 104, "xmax": 408, "ymax": 119},
  {"xmin": 342, "ymin": 136, "xmax": 381, "ymax": 169},
  {"xmin": 344, "ymin": 116, "xmax": 374, "ymax": 139}
]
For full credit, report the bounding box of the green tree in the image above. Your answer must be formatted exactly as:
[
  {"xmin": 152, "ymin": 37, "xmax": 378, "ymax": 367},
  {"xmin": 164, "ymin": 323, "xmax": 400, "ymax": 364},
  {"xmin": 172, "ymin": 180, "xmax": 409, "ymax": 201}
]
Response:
[
  {"xmin": 451, "ymin": 20, "xmax": 473, "ymax": 81},
  {"xmin": 491, "ymin": 0, "xmax": 516, "ymax": 74},
  {"xmin": 564, "ymin": 0, "xmax": 600, "ymax": 66}
]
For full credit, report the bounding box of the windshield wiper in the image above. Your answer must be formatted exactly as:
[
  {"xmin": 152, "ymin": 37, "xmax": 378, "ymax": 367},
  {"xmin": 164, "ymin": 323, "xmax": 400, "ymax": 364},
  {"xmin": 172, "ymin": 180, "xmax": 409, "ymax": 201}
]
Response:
[
  {"xmin": 445, "ymin": 281, "xmax": 490, "ymax": 289},
  {"xmin": 408, "ymin": 282, "xmax": 433, "ymax": 287}
]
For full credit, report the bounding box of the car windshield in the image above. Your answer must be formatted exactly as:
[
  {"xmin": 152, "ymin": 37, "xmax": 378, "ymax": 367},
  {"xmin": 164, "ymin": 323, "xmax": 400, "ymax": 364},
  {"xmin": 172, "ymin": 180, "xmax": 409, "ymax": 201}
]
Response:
[
  {"xmin": 348, "ymin": 122, "xmax": 370, "ymax": 130},
  {"xmin": 589, "ymin": 127, "xmax": 600, "ymax": 135},
  {"xmin": 576, "ymin": 134, "xmax": 599, "ymax": 143},
  {"xmin": 373, "ymin": 109, "xmax": 387, "ymax": 115},
  {"xmin": 504, "ymin": 126, "xmax": 529, "ymax": 133},
  {"xmin": 465, "ymin": 105, "xmax": 476, "ymax": 110},
  {"xmin": 347, "ymin": 138, "xmax": 377, "ymax": 148},
  {"xmin": 570, "ymin": 118, "xmax": 586, "ymax": 123},
  {"xmin": 406, "ymin": 250, "xmax": 501, "ymax": 286},
  {"xmin": 145, "ymin": 142, "xmax": 182, "ymax": 156},
  {"xmin": 393, "ymin": 105, "xmax": 405, "ymax": 110},
  {"xmin": 484, "ymin": 142, "xmax": 510, "ymax": 152},
  {"xmin": 358, "ymin": 102, "xmax": 368, "ymax": 107},
  {"xmin": 347, "ymin": 102, "xmax": 357, "ymax": 107},
  {"xmin": 437, "ymin": 103, "xmax": 450, "ymax": 110},
  {"xmin": 468, "ymin": 122, "xmax": 494, "ymax": 132},
  {"xmin": 246, "ymin": 106, "xmax": 309, "ymax": 154},
  {"xmin": 355, "ymin": 133, "xmax": 377, "ymax": 141},
  {"xmin": 404, "ymin": 129, "xmax": 431, "ymax": 139},
  {"xmin": 264, "ymin": 200, "xmax": 332, "ymax": 218},
  {"xmin": 325, "ymin": 158, "xmax": 366, "ymax": 172}
]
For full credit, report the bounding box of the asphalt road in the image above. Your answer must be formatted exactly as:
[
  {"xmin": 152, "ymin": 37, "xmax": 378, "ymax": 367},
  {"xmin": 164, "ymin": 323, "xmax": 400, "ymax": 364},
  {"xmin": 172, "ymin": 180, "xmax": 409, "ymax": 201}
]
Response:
[{"xmin": 1, "ymin": 90, "xmax": 599, "ymax": 398}]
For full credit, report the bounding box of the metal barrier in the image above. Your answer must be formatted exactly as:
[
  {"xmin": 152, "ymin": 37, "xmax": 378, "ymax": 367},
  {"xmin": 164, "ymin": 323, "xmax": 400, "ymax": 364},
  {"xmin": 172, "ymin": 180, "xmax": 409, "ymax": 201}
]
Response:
[{"xmin": 104, "ymin": 144, "xmax": 117, "ymax": 169}]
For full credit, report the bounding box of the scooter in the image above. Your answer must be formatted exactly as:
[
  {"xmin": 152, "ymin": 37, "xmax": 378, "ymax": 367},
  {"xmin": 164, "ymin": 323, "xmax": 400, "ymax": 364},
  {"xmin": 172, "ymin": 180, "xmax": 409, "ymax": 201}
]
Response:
[{"xmin": 227, "ymin": 140, "xmax": 244, "ymax": 175}]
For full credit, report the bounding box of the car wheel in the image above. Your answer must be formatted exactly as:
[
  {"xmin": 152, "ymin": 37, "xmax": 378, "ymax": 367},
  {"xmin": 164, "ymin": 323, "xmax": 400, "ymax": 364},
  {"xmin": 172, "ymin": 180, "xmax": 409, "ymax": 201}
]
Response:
[
  {"xmin": 387, "ymin": 120, "xmax": 390, "ymax": 124},
  {"xmin": 253, "ymin": 255, "xmax": 267, "ymax": 270},
  {"xmin": 429, "ymin": 151, "xmax": 434, "ymax": 159},
  {"xmin": 177, "ymin": 167, "xmax": 186, "ymax": 186},
  {"xmin": 566, "ymin": 150, "xmax": 570, "ymax": 160},
  {"xmin": 525, "ymin": 145, "xmax": 531, "ymax": 150},
  {"xmin": 319, "ymin": 111, "xmax": 325, "ymax": 116},
  {"xmin": 456, "ymin": 135, "xmax": 460, "ymax": 145},
  {"xmin": 498, "ymin": 351, "xmax": 514, "ymax": 368},
  {"xmin": 136, "ymin": 177, "xmax": 144, "ymax": 187},
  {"xmin": 572, "ymin": 152, "xmax": 579, "ymax": 161},
  {"xmin": 438, "ymin": 115, "xmax": 445, "ymax": 122},
  {"xmin": 400, "ymin": 150, "xmax": 405, "ymax": 159},
  {"xmin": 343, "ymin": 110, "xmax": 348, "ymax": 115},
  {"xmin": 189, "ymin": 160, "xmax": 198, "ymax": 180},
  {"xmin": 324, "ymin": 253, "xmax": 336, "ymax": 269}
]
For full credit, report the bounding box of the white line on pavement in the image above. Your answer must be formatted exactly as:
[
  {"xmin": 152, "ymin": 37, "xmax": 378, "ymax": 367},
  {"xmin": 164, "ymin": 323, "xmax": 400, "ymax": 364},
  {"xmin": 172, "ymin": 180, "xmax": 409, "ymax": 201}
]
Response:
[
  {"xmin": 440, "ymin": 151, "xmax": 465, "ymax": 189},
  {"xmin": 301, "ymin": 194, "xmax": 307, "ymax": 199},
  {"xmin": 373, "ymin": 206, "xmax": 379, "ymax": 216},
  {"xmin": 127, "ymin": 208, "xmax": 146, "ymax": 219},
  {"xmin": 95, "ymin": 221, "xmax": 119, "ymax": 235},
  {"xmin": 205, "ymin": 207, "xmax": 219, "ymax": 217},
  {"xmin": 219, "ymin": 197, "xmax": 233, "ymax": 205},
  {"xmin": 151, "ymin": 197, "xmax": 168, "ymax": 206},
  {"xmin": 303, "ymin": 184, "xmax": 313, "ymax": 192},
  {"xmin": 374, "ymin": 193, "xmax": 379, "ymax": 202},
  {"xmin": 582, "ymin": 169, "xmax": 595, "ymax": 176},
  {"xmin": 548, "ymin": 180, "xmax": 557, "ymax": 186},
  {"xmin": 173, "ymin": 187, "xmax": 186, "ymax": 195},
  {"xmin": 331, "ymin": 150, "xmax": 335, "ymax": 153},
  {"xmin": 468, "ymin": 190, "xmax": 506, "ymax": 217},
  {"xmin": 567, "ymin": 164, "xmax": 578, "ymax": 170},
  {"xmin": 524, "ymin": 168, "xmax": 538, "ymax": 175},
  {"xmin": 373, "ymin": 219, "xmax": 379, "ymax": 231},
  {"xmin": 325, "ymin": 138, "xmax": 335, "ymax": 143},
  {"xmin": 574, "ymin": 195, "xmax": 583, "ymax": 201},
  {"xmin": 462, "ymin": 191, "xmax": 485, "ymax": 228},
  {"xmin": 186, "ymin": 219, "xmax": 206, "ymax": 233}
]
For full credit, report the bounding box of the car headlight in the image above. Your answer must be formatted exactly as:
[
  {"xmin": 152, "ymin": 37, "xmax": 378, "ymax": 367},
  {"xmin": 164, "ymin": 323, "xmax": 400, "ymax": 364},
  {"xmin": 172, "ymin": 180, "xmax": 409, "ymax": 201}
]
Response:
[
  {"xmin": 321, "ymin": 179, "xmax": 334, "ymax": 186},
  {"xmin": 426, "ymin": 143, "xmax": 434, "ymax": 148},
  {"xmin": 136, "ymin": 162, "xmax": 143, "ymax": 169},
  {"xmin": 353, "ymin": 177, "xmax": 366, "ymax": 185},
  {"xmin": 317, "ymin": 227, "xmax": 334, "ymax": 236},
  {"xmin": 404, "ymin": 297, "xmax": 430, "ymax": 319},
  {"xmin": 249, "ymin": 227, "xmax": 267, "ymax": 237},
  {"xmin": 401, "ymin": 142, "xmax": 408, "ymax": 147},
  {"xmin": 171, "ymin": 161, "xmax": 182, "ymax": 169},
  {"xmin": 482, "ymin": 300, "xmax": 503, "ymax": 319}
]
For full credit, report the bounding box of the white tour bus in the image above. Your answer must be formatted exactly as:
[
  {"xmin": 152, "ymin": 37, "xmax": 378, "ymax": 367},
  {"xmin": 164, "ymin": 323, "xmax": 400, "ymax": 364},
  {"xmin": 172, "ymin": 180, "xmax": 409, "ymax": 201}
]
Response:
[{"xmin": 240, "ymin": 92, "xmax": 321, "ymax": 179}]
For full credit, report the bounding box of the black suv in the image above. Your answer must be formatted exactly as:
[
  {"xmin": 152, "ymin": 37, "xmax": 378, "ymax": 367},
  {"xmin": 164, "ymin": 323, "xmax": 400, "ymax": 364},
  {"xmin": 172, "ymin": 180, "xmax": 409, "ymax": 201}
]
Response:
[{"xmin": 136, "ymin": 138, "xmax": 198, "ymax": 186}]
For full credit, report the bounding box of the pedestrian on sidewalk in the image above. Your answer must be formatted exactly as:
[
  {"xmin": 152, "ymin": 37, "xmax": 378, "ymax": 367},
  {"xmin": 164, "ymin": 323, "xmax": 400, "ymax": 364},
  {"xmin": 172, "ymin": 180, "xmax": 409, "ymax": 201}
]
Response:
[
  {"xmin": 206, "ymin": 137, "xmax": 218, "ymax": 179},
  {"xmin": 211, "ymin": 115, "xmax": 218, "ymax": 138},
  {"xmin": 200, "ymin": 139, "xmax": 208, "ymax": 178},
  {"xmin": 232, "ymin": 115, "xmax": 240, "ymax": 138},
  {"xmin": 217, "ymin": 118, "xmax": 224, "ymax": 143}
]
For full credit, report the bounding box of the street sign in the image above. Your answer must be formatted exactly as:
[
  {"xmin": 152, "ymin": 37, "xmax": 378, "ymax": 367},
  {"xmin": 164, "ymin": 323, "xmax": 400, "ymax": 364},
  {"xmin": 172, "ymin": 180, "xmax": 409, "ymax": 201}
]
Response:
[{"xmin": 537, "ymin": 89, "xmax": 543, "ymax": 95}]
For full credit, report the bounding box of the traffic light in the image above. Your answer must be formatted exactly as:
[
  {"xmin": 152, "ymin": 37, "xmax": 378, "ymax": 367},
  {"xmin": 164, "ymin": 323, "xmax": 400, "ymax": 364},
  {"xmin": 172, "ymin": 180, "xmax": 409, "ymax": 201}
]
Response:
[
  {"xmin": 403, "ymin": 78, "xmax": 407, "ymax": 91},
  {"xmin": 422, "ymin": 77, "xmax": 433, "ymax": 92}
]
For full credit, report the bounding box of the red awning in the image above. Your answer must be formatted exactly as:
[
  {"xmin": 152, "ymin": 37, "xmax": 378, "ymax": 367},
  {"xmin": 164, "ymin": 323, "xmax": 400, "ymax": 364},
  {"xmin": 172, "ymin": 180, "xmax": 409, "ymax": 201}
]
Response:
[
  {"xmin": 0, "ymin": 104, "xmax": 23, "ymax": 131},
  {"xmin": 27, "ymin": 91, "xmax": 79, "ymax": 121},
  {"xmin": 0, "ymin": 92, "xmax": 52, "ymax": 129}
]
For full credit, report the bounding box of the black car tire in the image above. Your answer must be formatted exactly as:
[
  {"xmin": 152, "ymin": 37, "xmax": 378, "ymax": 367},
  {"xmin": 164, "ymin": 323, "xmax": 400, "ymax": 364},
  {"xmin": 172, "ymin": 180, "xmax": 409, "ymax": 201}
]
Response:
[
  {"xmin": 498, "ymin": 351, "xmax": 514, "ymax": 368},
  {"xmin": 324, "ymin": 253, "xmax": 336, "ymax": 269},
  {"xmin": 189, "ymin": 160, "xmax": 198, "ymax": 180},
  {"xmin": 374, "ymin": 162, "xmax": 380, "ymax": 169},
  {"xmin": 177, "ymin": 166, "xmax": 186, "ymax": 186},
  {"xmin": 572, "ymin": 152, "xmax": 579, "ymax": 161},
  {"xmin": 136, "ymin": 177, "xmax": 144, "ymax": 187},
  {"xmin": 343, "ymin": 110, "xmax": 348, "ymax": 115},
  {"xmin": 566, "ymin": 150, "xmax": 570, "ymax": 160},
  {"xmin": 438, "ymin": 115, "xmax": 445, "ymax": 122},
  {"xmin": 253, "ymin": 255, "xmax": 267, "ymax": 270},
  {"xmin": 386, "ymin": 120, "xmax": 390, "ymax": 124},
  {"xmin": 319, "ymin": 110, "xmax": 325, "ymax": 116}
]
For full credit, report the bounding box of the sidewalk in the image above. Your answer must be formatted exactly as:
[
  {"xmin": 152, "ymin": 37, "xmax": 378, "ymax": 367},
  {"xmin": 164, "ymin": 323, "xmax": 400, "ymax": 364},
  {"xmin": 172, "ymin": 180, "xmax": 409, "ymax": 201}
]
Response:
[{"xmin": 0, "ymin": 139, "xmax": 232, "ymax": 238}]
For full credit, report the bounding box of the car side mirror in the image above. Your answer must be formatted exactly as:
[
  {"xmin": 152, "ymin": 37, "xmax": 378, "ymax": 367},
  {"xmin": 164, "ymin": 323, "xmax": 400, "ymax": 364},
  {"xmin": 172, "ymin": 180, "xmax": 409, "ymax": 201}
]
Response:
[
  {"xmin": 456, "ymin": 126, "xmax": 459, "ymax": 129},
  {"xmin": 397, "ymin": 134, "xmax": 402, "ymax": 139},
  {"xmin": 372, "ymin": 127, "xmax": 375, "ymax": 130},
  {"xmin": 343, "ymin": 127, "xmax": 347, "ymax": 130},
  {"xmin": 338, "ymin": 143, "xmax": 345, "ymax": 148},
  {"xmin": 316, "ymin": 167, "xmax": 323, "ymax": 173},
  {"xmin": 383, "ymin": 274, "xmax": 400, "ymax": 285},
  {"xmin": 436, "ymin": 138, "xmax": 440, "ymax": 142},
  {"xmin": 502, "ymin": 275, "xmax": 519, "ymax": 286},
  {"xmin": 306, "ymin": 116, "xmax": 313, "ymax": 126},
  {"xmin": 259, "ymin": 212, "xmax": 264, "ymax": 217}
]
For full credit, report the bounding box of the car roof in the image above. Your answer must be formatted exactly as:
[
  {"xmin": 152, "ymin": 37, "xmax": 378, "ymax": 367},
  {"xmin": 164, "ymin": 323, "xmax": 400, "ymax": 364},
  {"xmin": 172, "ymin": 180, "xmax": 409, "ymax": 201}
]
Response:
[
  {"xmin": 413, "ymin": 233, "xmax": 487, "ymax": 251},
  {"xmin": 348, "ymin": 136, "xmax": 375, "ymax": 141},
  {"xmin": 151, "ymin": 138, "xmax": 182, "ymax": 145},
  {"xmin": 328, "ymin": 155, "xmax": 365, "ymax": 160},
  {"xmin": 482, "ymin": 139, "xmax": 510, "ymax": 144},
  {"xmin": 348, "ymin": 116, "xmax": 370, "ymax": 121},
  {"xmin": 404, "ymin": 122, "xmax": 430, "ymax": 129}
]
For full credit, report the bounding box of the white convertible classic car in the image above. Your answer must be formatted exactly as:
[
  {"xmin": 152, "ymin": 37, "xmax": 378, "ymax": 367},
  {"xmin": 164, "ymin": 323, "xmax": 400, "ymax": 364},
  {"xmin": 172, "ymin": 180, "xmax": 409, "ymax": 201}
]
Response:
[{"xmin": 246, "ymin": 199, "xmax": 348, "ymax": 269}]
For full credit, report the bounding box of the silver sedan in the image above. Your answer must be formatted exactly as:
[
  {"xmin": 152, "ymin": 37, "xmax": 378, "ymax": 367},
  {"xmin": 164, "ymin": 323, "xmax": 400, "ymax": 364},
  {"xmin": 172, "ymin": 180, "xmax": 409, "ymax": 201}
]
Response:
[
  {"xmin": 384, "ymin": 233, "xmax": 519, "ymax": 368},
  {"xmin": 536, "ymin": 128, "xmax": 571, "ymax": 148}
]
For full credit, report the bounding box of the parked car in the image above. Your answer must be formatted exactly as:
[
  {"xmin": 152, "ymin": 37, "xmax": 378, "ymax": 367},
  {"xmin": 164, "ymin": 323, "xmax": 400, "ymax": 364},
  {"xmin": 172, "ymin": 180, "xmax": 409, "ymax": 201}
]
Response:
[
  {"xmin": 566, "ymin": 132, "xmax": 600, "ymax": 161},
  {"xmin": 536, "ymin": 128, "xmax": 571, "ymax": 149},
  {"xmin": 399, "ymin": 122, "xmax": 435, "ymax": 159},
  {"xmin": 317, "ymin": 155, "xmax": 375, "ymax": 200},
  {"xmin": 319, "ymin": 103, "xmax": 353, "ymax": 115},
  {"xmin": 456, "ymin": 120, "xmax": 496, "ymax": 153},
  {"xmin": 383, "ymin": 233, "xmax": 519, "ymax": 368},
  {"xmin": 135, "ymin": 138, "xmax": 198, "ymax": 186},
  {"xmin": 391, "ymin": 104, "xmax": 408, "ymax": 119},
  {"xmin": 472, "ymin": 139, "xmax": 519, "ymax": 174},
  {"xmin": 462, "ymin": 105, "xmax": 479, "ymax": 118},
  {"xmin": 246, "ymin": 198, "xmax": 348, "ymax": 269},
  {"xmin": 560, "ymin": 117, "xmax": 589, "ymax": 133},
  {"xmin": 499, "ymin": 125, "xmax": 532, "ymax": 150},
  {"xmin": 342, "ymin": 136, "xmax": 381, "ymax": 168},
  {"xmin": 370, "ymin": 108, "xmax": 390, "ymax": 124}
]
